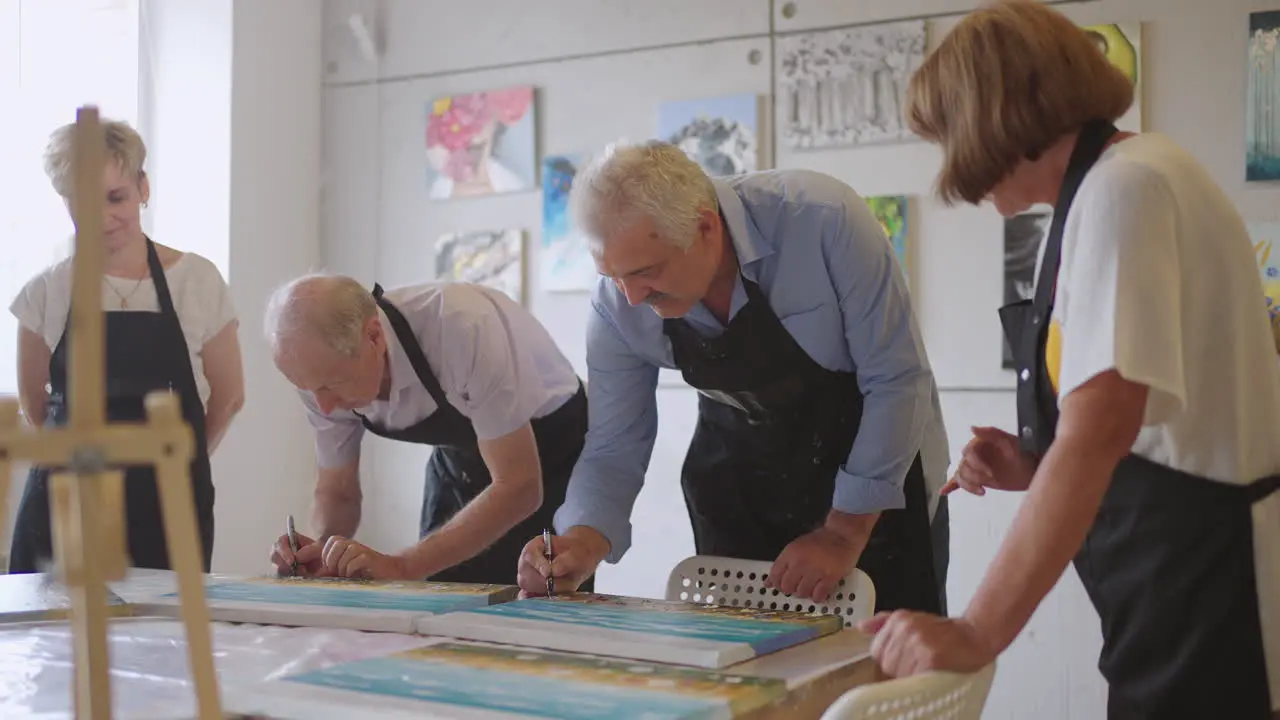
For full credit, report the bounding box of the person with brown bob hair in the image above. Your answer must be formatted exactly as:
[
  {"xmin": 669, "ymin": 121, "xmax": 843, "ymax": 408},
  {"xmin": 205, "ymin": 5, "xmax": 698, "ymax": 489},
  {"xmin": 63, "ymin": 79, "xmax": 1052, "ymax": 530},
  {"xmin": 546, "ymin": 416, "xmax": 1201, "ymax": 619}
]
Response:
[{"xmin": 857, "ymin": 2, "xmax": 1280, "ymax": 719}]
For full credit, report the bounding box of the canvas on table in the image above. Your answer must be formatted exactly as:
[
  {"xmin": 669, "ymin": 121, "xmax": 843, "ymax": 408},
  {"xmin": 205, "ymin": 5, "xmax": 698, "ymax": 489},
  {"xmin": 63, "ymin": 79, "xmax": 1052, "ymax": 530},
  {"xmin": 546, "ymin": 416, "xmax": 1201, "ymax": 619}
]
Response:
[
  {"xmin": 225, "ymin": 638, "xmax": 790, "ymax": 720},
  {"xmin": 426, "ymin": 85, "xmax": 537, "ymax": 199},
  {"xmin": 776, "ymin": 20, "xmax": 926, "ymax": 149},
  {"xmin": 416, "ymin": 593, "xmax": 843, "ymax": 669},
  {"xmin": 435, "ymin": 228, "xmax": 525, "ymax": 304},
  {"xmin": 1082, "ymin": 23, "xmax": 1142, "ymax": 133},
  {"xmin": 657, "ymin": 93, "xmax": 760, "ymax": 176},
  {"xmin": 1249, "ymin": 12, "xmax": 1280, "ymax": 182},
  {"xmin": 0, "ymin": 572, "xmax": 132, "ymax": 624},
  {"xmin": 1002, "ymin": 212, "xmax": 1051, "ymax": 369},
  {"xmin": 541, "ymin": 153, "xmax": 599, "ymax": 293},
  {"xmin": 130, "ymin": 576, "xmax": 519, "ymax": 633}
]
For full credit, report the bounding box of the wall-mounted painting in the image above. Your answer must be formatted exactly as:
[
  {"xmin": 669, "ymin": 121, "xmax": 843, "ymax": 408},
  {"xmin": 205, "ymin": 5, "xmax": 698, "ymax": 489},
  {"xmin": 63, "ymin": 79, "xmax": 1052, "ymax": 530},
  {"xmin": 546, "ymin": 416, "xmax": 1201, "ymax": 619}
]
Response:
[
  {"xmin": 435, "ymin": 229, "xmax": 526, "ymax": 304},
  {"xmin": 1082, "ymin": 23, "xmax": 1142, "ymax": 132},
  {"xmin": 1247, "ymin": 222, "xmax": 1280, "ymax": 339},
  {"xmin": 776, "ymin": 20, "xmax": 926, "ymax": 149},
  {"xmin": 426, "ymin": 85, "xmax": 537, "ymax": 199},
  {"xmin": 865, "ymin": 195, "xmax": 909, "ymax": 288},
  {"xmin": 1002, "ymin": 212, "xmax": 1051, "ymax": 368},
  {"xmin": 657, "ymin": 93, "xmax": 760, "ymax": 176},
  {"xmin": 541, "ymin": 153, "xmax": 600, "ymax": 293},
  {"xmin": 1249, "ymin": 12, "xmax": 1280, "ymax": 181}
]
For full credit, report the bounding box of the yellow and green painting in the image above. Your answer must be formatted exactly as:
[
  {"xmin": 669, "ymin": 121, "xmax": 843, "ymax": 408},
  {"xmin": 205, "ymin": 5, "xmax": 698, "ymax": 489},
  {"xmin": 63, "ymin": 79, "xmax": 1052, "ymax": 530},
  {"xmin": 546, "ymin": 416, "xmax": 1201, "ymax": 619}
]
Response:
[
  {"xmin": 1082, "ymin": 23, "xmax": 1142, "ymax": 132},
  {"xmin": 161, "ymin": 575, "xmax": 517, "ymax": 614},
  {"xmin": 282, "ymin": 641, "xmax": 789, "ymax": 719},
  {"xmin": 866, "ymin": 195, "xmax": 909, "ymax": 288}
]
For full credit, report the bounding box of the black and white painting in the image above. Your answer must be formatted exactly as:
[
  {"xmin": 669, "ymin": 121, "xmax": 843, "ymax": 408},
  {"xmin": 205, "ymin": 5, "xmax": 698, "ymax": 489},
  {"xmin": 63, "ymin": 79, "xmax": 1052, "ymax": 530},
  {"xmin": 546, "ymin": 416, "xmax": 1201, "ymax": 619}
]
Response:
[
  {"xmin": 1002, "ymin": 212, "xmax": 1050, "ymax": 368},
  {"xmin": 776, "ymin": 20, "xmax": 927, "ymax": 149},
  {"xmin": 657, "ymin": 93, "xmax": 760, "ymax": 176},
  {"xmin": 435, "ymin": 229, "xmax": 525, "ymax": 304}
]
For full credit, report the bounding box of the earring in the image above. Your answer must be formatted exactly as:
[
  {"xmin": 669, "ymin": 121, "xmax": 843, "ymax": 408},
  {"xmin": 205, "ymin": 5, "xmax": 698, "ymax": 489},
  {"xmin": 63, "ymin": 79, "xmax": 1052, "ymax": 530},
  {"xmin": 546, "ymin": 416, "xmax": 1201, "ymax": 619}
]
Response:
[{"xmin": 142, "ymin": 201, "xmax": 148, "ymax": 208}]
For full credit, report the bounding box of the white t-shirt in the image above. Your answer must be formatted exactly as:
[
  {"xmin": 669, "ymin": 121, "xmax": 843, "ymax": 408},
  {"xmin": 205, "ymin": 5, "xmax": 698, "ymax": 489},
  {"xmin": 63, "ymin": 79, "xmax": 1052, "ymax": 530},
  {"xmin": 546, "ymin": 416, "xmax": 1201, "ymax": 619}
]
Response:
[
  {"xmin": 301, "ymin": 282, "xmax": 581, "ymax": 469},
  {"xmin": 1047, "ymin": 133, "xmax": 1280, "ymax": 484},
  {"xmin": 9, "ymin": 252, "xmax": 237, "ymax": 408}
]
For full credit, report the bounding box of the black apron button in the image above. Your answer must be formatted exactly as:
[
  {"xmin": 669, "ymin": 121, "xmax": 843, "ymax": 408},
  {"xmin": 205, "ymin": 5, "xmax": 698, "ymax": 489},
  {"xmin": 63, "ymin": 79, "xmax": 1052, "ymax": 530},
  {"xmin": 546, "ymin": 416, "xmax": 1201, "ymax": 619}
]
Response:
[
  {"xmin": 1021, "ymin": 426, "xmax": 1033, "ymax": 440},
  {"xmin": 1019, "ymin": 369, "xmax": 1030, "ymax": 382}
]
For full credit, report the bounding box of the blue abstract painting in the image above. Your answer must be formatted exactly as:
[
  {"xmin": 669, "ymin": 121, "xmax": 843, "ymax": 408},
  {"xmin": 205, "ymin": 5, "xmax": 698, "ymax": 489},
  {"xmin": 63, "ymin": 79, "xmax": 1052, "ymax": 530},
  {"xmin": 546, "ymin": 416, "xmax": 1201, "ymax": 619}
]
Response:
[
  {"xmin": 469, "ymin": 596, "xmax": 835, "ymax": 654},
  {"xmin": 163, "ymin": 581, "xmax": 496, "ymax": 614},
  {"xmin": 657, "ymin": 93, "xmax": 759, "ymax": 176},
  {"xmin": 1248, "ymin": 12, "xmax": 1280, "ymax": 181},
  {"xmin": 541, "ymin": 153, "xmax": 600, "ymax": 292}
]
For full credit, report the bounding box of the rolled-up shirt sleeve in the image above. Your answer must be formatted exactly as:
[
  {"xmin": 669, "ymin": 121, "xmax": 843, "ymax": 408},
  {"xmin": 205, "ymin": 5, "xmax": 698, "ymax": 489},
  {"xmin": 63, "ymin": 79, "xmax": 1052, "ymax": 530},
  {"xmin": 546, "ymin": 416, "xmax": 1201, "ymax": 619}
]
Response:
[
  {"xmin": 299, "ymin": 389, "xmax": 365, "ymax": 469},
  {"xmin": 553, "ymin": 301, "xmax": 659, "ymax": 563},
  {"xmin": 823, "ymin": 193, "xmax": 932, "ymax": 514}
]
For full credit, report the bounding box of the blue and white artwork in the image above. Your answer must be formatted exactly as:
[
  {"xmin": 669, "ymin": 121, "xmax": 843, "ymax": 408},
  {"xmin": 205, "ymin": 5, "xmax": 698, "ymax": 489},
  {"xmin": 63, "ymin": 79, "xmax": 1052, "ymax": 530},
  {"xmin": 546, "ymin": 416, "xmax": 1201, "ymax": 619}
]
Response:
[
  {"xmin": 541, "ymin": 153, "xmax": 600, "ymax": 292},
  {"xmin": 184, "ymin": 581, "xmax": 494, "ymax": 614},
  {"xmin": 658, "ymin": 93, "xmax": 759, "ymax": 176},
  {"xmin": 1248, "ymin": 11, "xmax": 1280, "ymax": 181}
]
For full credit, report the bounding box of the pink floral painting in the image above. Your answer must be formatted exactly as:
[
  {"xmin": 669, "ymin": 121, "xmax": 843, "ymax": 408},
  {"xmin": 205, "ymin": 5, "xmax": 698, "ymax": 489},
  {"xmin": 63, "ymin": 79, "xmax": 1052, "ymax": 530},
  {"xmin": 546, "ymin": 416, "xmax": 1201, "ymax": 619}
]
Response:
[{"xmin": 425, "ymin": 85, "xmax": 537, "ymax": 199}]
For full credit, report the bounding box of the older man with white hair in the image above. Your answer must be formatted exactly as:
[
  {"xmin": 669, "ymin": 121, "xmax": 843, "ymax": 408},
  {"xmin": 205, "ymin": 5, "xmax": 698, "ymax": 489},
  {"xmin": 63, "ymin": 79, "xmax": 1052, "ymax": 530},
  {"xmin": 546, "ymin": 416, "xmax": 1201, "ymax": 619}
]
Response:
[
  {"xmin": 264, "ymin": 274, "xmax": 589, "ymax": 586},
  {"xmin": 519, "ymin": 141, "xmax": 950, "ymax": 611}
]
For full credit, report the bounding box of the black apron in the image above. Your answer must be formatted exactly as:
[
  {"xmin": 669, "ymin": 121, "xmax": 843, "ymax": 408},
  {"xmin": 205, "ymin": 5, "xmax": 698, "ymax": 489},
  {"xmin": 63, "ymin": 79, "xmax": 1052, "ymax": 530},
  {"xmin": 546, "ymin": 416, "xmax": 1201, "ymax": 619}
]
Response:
[
  {"xmin": 664, "ymin": 276, "xmax": 943, "ymax": 614},
  {"xmin": 9, "ymin": 239, "xmax": 215, "ymax": 573},
  {"xmin": 1000, "ymin": 119, "xmax": 1280, "ymax": 719},
  {"xmin": 356, "ymin": 284, "xmax": 592, "ymax": 589}
]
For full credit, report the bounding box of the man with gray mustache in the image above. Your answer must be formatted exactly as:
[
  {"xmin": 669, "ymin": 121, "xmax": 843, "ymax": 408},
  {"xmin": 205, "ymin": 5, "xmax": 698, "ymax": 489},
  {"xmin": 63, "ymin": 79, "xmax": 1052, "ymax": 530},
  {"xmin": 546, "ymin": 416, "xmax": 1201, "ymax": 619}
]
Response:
[{"xmin": 518, "ymin": 141, "xmax": 950, "ymax": 612}]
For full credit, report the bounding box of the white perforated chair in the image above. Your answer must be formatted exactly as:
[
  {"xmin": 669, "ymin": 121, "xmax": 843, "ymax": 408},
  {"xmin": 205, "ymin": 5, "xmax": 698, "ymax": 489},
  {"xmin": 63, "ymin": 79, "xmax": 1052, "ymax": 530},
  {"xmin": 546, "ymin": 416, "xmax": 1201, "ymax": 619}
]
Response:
[
  {"xmin": 664, "ymin": 555, "xmax": 876, "ymax": 628},
  {"xmin": 819, "ymin": 663, "xmax": 997, "ymax": 720}
]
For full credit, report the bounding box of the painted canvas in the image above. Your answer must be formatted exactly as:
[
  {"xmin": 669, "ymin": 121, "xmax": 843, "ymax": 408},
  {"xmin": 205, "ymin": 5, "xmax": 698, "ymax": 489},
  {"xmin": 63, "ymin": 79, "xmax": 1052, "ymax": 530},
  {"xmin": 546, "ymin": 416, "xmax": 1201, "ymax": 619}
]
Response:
[
  {"xmin": 0, "ymin": 573, "xmax": 131, "ymax": 624},
  {"xmin": 658, "ymin": 93, "xmax": 760, "ymax": 176},
  {"xmin": 435, "ymin": 228, "xmax": 525, "ymax": 304},
  {"xmin": 417, "ymin": 593, "xmax": 843, "ymax": 669},
  {"xmin": 135, "ymin": 576, "xmax": 518, "ymax": 633},
  {"xmin": 1250, "ymin": 13, "xmax": 1280, "ymax": 181},
  {"xmin": 228, "ymin": 640, "xmax": 787, "ymax": 720},
  {"xmin": 1247, "ymin": 222, "xmax": 1280, "ymax": 342},
  {"xmin": 425, "ymin": 85, "xmax": 537, "ymax": 199},
  {"xmin": 1082, "ymin": 24, "xmax": 1142, "ymax": 132},
  {"xmin": 866, "ymin": 195, "xmax": 909, "ymax": 287},
  {"xmin": 541, "ymin": 153, "xmax": 600, "ymax": 293},
  {"xmin": 776, "ymin": 20, "xmax": 927, "ymax": 149},
  {"xmin": 1003, "ymin": 212, "xmax": 1052, "ymax": 369}
]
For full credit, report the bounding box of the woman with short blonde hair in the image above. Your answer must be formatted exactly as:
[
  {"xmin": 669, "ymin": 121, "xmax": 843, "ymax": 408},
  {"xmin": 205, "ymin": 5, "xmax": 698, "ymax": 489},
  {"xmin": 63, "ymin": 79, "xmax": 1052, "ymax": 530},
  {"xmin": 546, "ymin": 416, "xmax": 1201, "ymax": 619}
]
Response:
[
  {"xmin": 860, "ymin": 2, "xmax": 1280, "ymax": 719},
  {"xmin": 8, "ymin": 118, "xmax": 244, "ymax": 573}
]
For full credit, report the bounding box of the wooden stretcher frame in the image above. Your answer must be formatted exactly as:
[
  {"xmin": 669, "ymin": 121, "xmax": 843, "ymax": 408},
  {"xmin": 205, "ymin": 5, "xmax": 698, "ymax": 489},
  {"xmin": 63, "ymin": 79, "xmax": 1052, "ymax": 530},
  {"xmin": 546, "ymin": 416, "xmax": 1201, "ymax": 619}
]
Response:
[{"xmin": 0, "ymin": 106, "xmax": 222, "ymax": 719}]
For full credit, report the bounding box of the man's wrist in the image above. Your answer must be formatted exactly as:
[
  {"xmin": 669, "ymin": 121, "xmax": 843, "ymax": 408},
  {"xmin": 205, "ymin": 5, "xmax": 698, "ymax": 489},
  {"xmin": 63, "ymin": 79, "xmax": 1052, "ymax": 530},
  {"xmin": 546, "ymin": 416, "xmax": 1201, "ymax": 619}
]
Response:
[
  {"xmin": 564, "ymin": 525, "xmax": 612, "ymax": 563},
  {"xmin": 823, "ymin": 509, "xmax": 879, "ymax": 545}
]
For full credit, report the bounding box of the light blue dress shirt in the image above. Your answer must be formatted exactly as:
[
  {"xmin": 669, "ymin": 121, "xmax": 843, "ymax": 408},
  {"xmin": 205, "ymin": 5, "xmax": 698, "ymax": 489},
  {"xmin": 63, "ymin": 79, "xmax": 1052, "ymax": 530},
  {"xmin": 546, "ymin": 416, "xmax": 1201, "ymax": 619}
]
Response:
[{"xmin": 554, "ymin": 169, "xmax": 950, "ymax": 564}]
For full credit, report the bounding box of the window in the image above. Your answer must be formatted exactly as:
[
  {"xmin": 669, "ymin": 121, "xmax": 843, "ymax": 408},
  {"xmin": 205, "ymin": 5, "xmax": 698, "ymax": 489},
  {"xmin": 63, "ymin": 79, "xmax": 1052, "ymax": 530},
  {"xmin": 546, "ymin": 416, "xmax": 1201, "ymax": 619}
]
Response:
[{"xmin": 0, "ymin": 0, "xmax": 140, "ymax": 393}]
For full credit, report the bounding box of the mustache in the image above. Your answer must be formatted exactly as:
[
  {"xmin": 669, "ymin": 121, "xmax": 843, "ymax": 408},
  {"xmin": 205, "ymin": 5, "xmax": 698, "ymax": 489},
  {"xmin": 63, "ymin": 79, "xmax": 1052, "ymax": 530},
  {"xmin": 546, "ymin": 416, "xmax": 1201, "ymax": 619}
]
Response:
[{"xmin": 643, "ymin": 292, "xmax": 671, "ymax": 305}]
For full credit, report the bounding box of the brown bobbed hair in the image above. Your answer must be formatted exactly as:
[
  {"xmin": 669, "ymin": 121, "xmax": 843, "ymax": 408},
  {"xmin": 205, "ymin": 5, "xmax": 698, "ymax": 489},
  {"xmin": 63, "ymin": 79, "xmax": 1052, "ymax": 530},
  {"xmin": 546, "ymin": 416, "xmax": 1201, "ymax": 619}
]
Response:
[{"xmin": 906, "ymin": 0, "xmax": 1134, "ymax": 205}]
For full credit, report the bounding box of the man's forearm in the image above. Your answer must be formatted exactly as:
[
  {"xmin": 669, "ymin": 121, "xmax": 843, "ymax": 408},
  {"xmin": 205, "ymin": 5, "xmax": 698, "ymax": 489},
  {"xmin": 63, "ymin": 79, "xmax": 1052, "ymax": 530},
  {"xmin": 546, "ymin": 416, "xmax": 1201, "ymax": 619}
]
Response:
[
  {"xmin": 313, "ymin": 490, "xmax": 361, "ymax": 541},
  {"xmin": 963, "ymin": 435, "xmax": 1118, "ymax": 653},
  {"xmin": 824, "ymin": 508, "xmax": 880, "ymax": 551},
  {"xmin": 402, "ymin": 477, "xmax": 542, "ymax": 579}
]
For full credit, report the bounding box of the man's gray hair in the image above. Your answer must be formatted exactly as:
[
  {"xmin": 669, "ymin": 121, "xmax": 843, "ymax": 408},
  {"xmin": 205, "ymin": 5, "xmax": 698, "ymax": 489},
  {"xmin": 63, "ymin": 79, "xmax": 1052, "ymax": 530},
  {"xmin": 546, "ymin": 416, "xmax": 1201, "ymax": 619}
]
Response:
[
  {"xmin": 264, "ymin": 273, "xmax": 377, "ymax": 357},
  {"xmin": 569, "ymin": 140, "xmax": 719, "ymax": 252}
]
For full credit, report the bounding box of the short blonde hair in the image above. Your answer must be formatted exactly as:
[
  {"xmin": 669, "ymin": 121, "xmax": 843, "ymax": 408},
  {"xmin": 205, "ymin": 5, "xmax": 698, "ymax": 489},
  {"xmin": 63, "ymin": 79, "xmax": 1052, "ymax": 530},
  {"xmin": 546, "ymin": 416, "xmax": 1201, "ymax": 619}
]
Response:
[
  {"xmin": 906, "ymin": 0, "xmax": 1134, "ymax": 205},
  {"xmin": 570, "ymin": 140, "xmax": 719, "ymax": 252},
  {"xmin": 43, "ymin": 118, "xmax": 147, "ymax": 199}
]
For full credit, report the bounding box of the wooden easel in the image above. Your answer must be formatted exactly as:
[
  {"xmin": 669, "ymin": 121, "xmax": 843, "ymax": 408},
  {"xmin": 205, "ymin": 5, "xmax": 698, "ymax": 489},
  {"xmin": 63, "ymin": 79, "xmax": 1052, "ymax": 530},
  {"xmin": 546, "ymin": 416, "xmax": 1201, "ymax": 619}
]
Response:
[{"xmin": 0, "ymin": 107, "xmax": 222, "ymax": 718}]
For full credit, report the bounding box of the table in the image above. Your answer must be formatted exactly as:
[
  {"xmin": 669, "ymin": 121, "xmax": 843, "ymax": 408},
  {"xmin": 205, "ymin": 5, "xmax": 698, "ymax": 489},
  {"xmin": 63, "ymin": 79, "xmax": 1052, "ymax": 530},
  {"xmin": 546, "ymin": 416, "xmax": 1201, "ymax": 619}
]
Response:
[{"xmin": 0, "ymin": 573, "xmax": 882, "ymax": 719}]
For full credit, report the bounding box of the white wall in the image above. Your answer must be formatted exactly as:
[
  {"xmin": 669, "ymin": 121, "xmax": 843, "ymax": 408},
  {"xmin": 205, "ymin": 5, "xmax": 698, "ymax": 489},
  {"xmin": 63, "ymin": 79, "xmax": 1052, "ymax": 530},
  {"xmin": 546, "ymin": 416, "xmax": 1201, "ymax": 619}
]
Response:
[
  {"xmin": 143, "ymin": 0, "xmax": 322, "ymax": 574},
  {"xmin": 319, "ymin": 1, "xmax": 1280, "ymax": 718}
]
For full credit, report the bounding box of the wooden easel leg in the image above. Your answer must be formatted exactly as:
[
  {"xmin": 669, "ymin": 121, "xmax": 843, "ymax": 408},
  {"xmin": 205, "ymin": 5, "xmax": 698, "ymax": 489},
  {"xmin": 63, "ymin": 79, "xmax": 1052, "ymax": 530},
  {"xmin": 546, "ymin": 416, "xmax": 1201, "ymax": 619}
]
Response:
[
  {"xmin": 153, "ymin": 453, "xmax": 222, "ymax": 719},
  {"xmin": 0, "ymin": 397, "xmax": 19, "ymax": 571},
  {"xmin": 54, "ymin": 472, "xmax": 115, "ymax": 720}
]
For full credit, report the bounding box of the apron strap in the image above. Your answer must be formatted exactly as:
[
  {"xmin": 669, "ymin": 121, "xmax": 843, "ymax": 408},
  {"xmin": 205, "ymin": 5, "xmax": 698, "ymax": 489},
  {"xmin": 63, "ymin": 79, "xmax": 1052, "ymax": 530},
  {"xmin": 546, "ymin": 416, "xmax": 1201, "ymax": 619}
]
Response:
[{"xmin": 369, "ymin": 285, "xmax": 452, "ymax": 409}]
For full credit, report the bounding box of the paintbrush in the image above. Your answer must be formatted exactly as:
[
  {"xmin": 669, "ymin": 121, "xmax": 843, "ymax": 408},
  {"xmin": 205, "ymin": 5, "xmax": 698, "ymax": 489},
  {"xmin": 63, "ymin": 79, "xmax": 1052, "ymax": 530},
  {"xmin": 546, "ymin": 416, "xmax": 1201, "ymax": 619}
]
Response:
[{"xmin": 542, "ymin": 528, "xmax": 555, "ymax": 597}]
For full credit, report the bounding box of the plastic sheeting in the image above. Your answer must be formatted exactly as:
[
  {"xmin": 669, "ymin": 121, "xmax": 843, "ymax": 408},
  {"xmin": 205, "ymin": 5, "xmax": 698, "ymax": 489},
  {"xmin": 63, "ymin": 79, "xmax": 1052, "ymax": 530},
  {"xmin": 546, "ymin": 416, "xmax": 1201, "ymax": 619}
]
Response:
[{"xmin": 0, "ymin": 617, "xmax": 432, "ymax": 719}]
